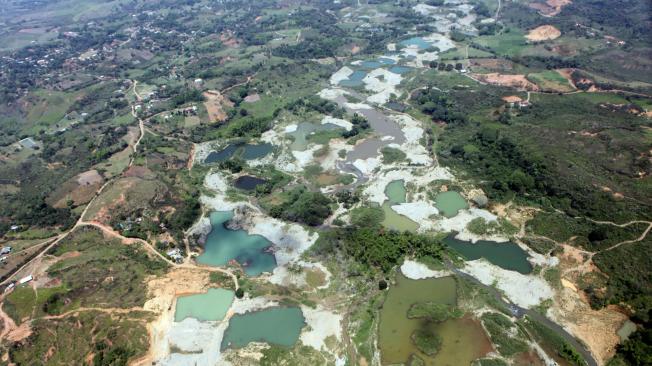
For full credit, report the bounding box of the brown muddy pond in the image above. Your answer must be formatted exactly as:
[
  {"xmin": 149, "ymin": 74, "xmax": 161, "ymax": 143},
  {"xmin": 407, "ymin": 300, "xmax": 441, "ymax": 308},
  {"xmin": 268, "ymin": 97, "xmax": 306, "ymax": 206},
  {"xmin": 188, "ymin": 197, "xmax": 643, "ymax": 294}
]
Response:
[{"xmin": 378, "ymin": 273, "xmax": 493, "ymax": 365}]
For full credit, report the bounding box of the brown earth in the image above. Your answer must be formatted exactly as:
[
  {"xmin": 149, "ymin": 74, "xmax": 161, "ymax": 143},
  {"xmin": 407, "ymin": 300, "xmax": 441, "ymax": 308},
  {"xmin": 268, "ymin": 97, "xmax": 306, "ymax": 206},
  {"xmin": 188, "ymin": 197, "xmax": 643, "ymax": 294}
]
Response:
[
  {"xmin": 123, "ymin": 166, "xmax": 155, "ymax": 179},
  {"xmin": 529, "ymin": 0, "xmax": 572, "ymax": 17},
  {"xmin": 551, "ymin": 287, "xmax": 627, "ymax": 364},
  {"xmin": 526, "ymin": 25, "xmax": 561, "ymax": 42},
  {"xmin": 203, "ymin": 90, "xmax": 232, "ymax": 123},
  {"xmin": 472, "ymin": 73, "xmax": 540, "ymax": 91},
  {"xmin": 77, "ymin": 169, "xmax": 103, "ymax": 185}
]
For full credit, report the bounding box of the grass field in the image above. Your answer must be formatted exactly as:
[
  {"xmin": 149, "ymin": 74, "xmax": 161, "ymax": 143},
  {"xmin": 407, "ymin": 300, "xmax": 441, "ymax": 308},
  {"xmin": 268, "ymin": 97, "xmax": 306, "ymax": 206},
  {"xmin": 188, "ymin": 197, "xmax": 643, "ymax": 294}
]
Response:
[{"xmin": 527, "ymin": 70, "xmax": 575, "ymax": 92}]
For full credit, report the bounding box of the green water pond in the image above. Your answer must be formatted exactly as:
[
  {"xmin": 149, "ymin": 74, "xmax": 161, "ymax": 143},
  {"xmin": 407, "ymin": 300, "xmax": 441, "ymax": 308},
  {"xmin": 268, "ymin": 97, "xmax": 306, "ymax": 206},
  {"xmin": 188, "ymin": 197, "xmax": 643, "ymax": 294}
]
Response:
[
  {"xmin": 443, "ymin": 235, "xmax": 533, "ymax": 274},
  {"xmin": 197, "ymin": 211, "xmax": 276, "ymax": 276},
  {"xmin": 221, "ymin": 307, "xmax": 305, "ymax": 350},
  {"xmin": 382, "ymin": 180, "xmax": 419, "ymax": 232},
  {"xmin": 379, "ymin": 273, "xmax": 492, "ymax": 365},
  {"xmin": 174, "ymin": 288, "xmax": 234, "ymax": 322},
  {"xmin": 434, "ymin": 191, "xmax": 468, "ymax": 218}
]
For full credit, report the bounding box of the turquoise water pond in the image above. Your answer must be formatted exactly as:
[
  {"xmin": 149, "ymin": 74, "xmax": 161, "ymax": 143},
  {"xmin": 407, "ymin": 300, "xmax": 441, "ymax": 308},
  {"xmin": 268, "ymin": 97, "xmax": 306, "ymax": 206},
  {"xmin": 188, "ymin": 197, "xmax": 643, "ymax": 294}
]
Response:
[
  {"xmin": 339, "ymin": 70, "xmax": 367, "ymax": 87},
  {"xmin": 221, "ymin": 307, "xmax": 305, "ymax": 349},
  {"xmin": 205, "ymin": 143, "xmax": 272, "ymax": 163},
  {"xmin": 389, "ymin": 66, "xmax": 412, "ymax": 74},
  {"xmin": 443, "ymin": 235, "xmax": 533, "ymax": 274},
  {"xmin": 434, "ymin": 191, "xmax": 468, "ymax": 218},
  {"xmin": 400, "ymin": 37, "xmax": 432, "ymax": 50},
  {"xmin": 197, "ymin": 211, "xmax": 276, "ymax": 276},
  {"xmin": 174, "ymin": 288, "xmax": 234, "ymax": 322}
]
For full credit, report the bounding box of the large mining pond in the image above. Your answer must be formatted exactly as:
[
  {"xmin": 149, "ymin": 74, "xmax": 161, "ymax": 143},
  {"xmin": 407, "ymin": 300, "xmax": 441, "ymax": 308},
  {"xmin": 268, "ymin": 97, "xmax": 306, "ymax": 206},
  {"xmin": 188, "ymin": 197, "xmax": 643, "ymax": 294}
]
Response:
[
  {"xmin": 443, "ymin": 235, "xmax": 533, "ymax": 274},
  {"xmin": 174, "ymin": 288, "xmax": 235, "ymax": 322},
  {"xmin": 221, "ymin": 307, "xmax": 305, "ymax": 350},
  {"xmin": 197, "ymin": 211, "xmax": 276, "ymax": 276},
  {"xmin": 379, "ymin": 273, "xmax": 492, "ymax": 365},
  {"xmin": 204, "ymin": 142, "xmax": 273, "ymax": 163}
]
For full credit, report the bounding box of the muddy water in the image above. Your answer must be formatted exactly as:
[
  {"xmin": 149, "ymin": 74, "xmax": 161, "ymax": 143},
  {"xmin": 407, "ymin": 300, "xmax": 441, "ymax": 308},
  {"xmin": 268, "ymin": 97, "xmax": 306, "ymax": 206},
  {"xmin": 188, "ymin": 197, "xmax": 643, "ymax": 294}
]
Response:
[
  {"xmin": 381, "ymin": 180, "xmax": 419, "ymax": 232},
  {"xmin": 174, "ymin": 288, "xmax": 234, "ymax": 322},
  {"xmin": 221, "ymin": 307, "xmax": 305, "ymax": 350},
  {"xmin": 332, "ymin": 95, "xmax": 406, "ymax": 163},
  {"xmin": 288, "ymin": 121, "xmax": 339, "ymax": 151},
  {"xmin": 379, "ymin": 273, "xmax": 492, "ymax": 365},
  {"xmin": 197, "ymin": 211, "xmax": 276, "ymax": 276}
]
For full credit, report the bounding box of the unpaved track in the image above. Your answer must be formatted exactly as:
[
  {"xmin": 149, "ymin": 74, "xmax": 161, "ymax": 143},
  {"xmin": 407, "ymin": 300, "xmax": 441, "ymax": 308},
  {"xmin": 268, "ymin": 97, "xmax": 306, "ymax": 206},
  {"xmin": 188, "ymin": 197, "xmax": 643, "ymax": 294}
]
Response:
[{"xmin": 0, "ymin": 79, "xmax": 239, "ymax": 292}]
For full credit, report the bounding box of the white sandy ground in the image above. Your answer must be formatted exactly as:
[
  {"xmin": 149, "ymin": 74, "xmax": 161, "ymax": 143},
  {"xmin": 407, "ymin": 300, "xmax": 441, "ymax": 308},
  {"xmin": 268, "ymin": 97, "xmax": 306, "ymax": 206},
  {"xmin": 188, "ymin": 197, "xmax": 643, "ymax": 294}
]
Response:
[
  {"xmin": 319, "ymin": 138, "xmax": 354, "ymax": 173},
  {"xmin": 330, "ymin": 66, "xmax": 354, "ymax": 85},
  {"xmin": 362, "ymin": 166, "xmax": 454, "ymax": 204},
  {"xmin": 284, "ymin": 124, "xmax": 298, "ymax": 133},
  {"xmin": 159, "ymin": 296, "xmax": 281, "ymax": 365},
  {"xmin": 389, "ymin": 114, "xmax": 432, "ymax": 165},
  {"xmin": 321, "ymin": 116, "xmax": 353, "ymax": 131},
  {"xmin": 363, "ymin": 68, "xmax": 403, "ymax": 104},
  {"xmin": 401, "ymin": 259, "xmax": 451, "ymax": 279},
  {"xmin": 318, "ymin": 87, "xmax": 349, "ymax": 100},
  {"xmin": 391, "ymin": 202, "xmax": 439, "ymax": 223},
  {"xmin": 460, "ymin": 259, "xmax": 554, "ymax": 309},
  {"xmin": 353, "ymin": 157, "xmax": 383, "ymax": 176},
  {"xmin": 159, "ymin": 318, "xmax": 230, "ymax": 366},
  {"xmin": 300, "ymin": 305, "xmax": 343, "ymax": 352},
  {"xmin": 344, "ymin": 102, "xmax": 373, "ymax": 110},
  {"xmin": 429, "ymin": 208, "xmax": 509, "ymax": 243}
]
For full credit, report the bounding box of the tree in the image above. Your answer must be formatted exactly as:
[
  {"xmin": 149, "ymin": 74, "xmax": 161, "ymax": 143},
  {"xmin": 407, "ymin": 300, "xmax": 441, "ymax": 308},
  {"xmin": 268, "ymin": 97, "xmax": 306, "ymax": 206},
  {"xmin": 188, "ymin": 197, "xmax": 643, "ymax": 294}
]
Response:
[{"xmin": 235, "ymin": 288, "xmax": 245, "ymax": 299}]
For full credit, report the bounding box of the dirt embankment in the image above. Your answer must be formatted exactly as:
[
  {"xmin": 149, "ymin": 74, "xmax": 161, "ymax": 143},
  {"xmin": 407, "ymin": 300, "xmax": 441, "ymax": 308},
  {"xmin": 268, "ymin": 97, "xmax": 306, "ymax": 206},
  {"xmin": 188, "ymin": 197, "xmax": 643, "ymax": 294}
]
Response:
[
  {"xmin": 136, "ymin": 268, "xmax": 213, "ymax": 365},
  {"xmin": 472, "ymin": 73, "xmax": 540, "ymax": 91},
  {"xmin": 550, "ymin": 244, "xmax": 628, "ymax": 364},
  {"xmin": 526, "ymin": 25, "xmax": 561, "ymax": 41},
  {"xmin": 203, "ymin": 90, "xmax": 233, "ymax": 123}
]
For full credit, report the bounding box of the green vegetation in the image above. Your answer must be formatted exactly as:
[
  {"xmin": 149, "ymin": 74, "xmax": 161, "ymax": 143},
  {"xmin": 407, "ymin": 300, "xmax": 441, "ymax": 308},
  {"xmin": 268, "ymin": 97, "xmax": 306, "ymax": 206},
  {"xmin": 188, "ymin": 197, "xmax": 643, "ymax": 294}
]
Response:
[
  {"xmin": 8, "ymin": 311, "xmax": 150, "ymax": 366},
  {"xmin": 481, "ymin": 313, "xmax": 529, "ymax": 357},
  {"xmin": 313, "ymin": 226, "xmax": 446, "ymax": 273},
  {"xmin": 411, "ymin": 329, "xmax": 442, "ymax": 356},
  {"xmin": 407, "ymin": 302, "xmax": 462, "ymax": 322},
  {"xmin": 381, "ymin": 146, "xmax": 407, "ymax": 164},
  {"xmin": 44, "ymin": 227, "xmax": 167, "ymax": 311},
  {"xmin": 349, "ymin": 206, "xmax": 385, "ymax": 228},
  {"xmin": 521, "ymin": 316, "xmax": 586, "ymax": 366},
  {"xmin": 269, "ymin": 186, "xmax": 332, "ymax": 226}
]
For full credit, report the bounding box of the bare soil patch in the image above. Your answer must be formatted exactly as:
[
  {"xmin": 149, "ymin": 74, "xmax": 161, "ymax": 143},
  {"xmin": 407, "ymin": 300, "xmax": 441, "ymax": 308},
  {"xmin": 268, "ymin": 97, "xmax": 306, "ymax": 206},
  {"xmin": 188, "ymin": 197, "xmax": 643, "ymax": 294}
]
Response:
[
  {"xmin": 243, "ymin": 93, "xmax": 261, "ymax": 103},
  {"xmin": 529, "ymin": 0, "xmax": 571, "ymax": 17},
  {"xmin": 123, "ymin": 166, "xmax": 155, "ymax": 179},
  {"xmin": 551, "ymin": 288, "xmax": 626, "ymax": 364},
  {"xmin": 77, "ymin": 169, "xmax": 103, "ymax": 185},
  {"xmin": 473, "ymin": 73, "xmax": 539, "ymax": 91},
  {"xmin": 203, "ymin": 90, "xmax": 232, "ymax": 123},
  {"xmin": 526, "ymin": 25, "xmax": 561, "ymax": 42}
]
